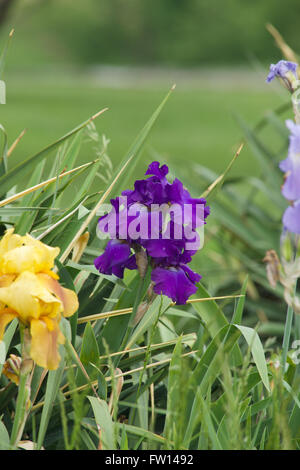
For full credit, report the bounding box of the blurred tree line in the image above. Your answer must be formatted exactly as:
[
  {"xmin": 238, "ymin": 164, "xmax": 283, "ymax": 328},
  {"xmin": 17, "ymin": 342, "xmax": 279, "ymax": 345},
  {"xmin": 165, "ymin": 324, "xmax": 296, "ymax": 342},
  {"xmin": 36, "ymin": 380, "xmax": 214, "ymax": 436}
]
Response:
[{"xmin": 2, "ymin": 0, "xmax": 300, "ymax": 67}]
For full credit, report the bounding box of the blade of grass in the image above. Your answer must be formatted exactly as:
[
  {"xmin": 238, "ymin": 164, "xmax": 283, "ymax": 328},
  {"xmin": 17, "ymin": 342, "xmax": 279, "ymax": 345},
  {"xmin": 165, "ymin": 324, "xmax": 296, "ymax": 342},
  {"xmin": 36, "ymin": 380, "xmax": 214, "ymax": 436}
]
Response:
[{"xmin": 0, "ymin": 108, "xmax": 108, "ymax": 197}]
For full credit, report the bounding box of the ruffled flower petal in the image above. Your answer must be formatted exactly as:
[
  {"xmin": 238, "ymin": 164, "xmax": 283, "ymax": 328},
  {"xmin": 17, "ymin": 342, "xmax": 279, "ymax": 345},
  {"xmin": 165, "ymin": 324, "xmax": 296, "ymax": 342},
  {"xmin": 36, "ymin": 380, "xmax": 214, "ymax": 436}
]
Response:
[
  {"xmin": 266, "ymin": 60, "xmax": 298, "ymax": 83},
  {"xmin": 280, "ymin": 120, "xmax": 300, "ymax": 200},
  {"xmin": 0, "ymin": 271, "xmax": 62, "ymax": 323},
  {"xmin": 151, "ymin": 266, "xmax": 199, "ymax": 305},
  {"xmin": 145, "ymin": 161, "xmax": 169, "ymax": 182},
  {"xmin": 30, "ymin": 317, "xmax": 65, "ymax": 370},
  {"xmin": 142, "ymin": 238, "xmax": 183, "ymax": 258},
  {"xmin": 0, "ymin": 229, "xmax": 59, "ymax": 275},
  {"xmin": 94, "ymin": 239, "xmax": 137, "ymax": 278},
  {"xmin": 0, "ymin": 308, "xmax": 17, "ymax": 340},
  {"xmin": 281, "ymin": 162, "xmax": 300, "ymax": 201},
  {"xmin": 37, "ymin": 273, "xmax": 79, "ymax": 317},
  {"xmin": 282, "ymin": 202, "xmax": 300, "ymax": 234},
  {"xmin": 0, "ymin": 274, "xmax": 16, "ymax": 287}
]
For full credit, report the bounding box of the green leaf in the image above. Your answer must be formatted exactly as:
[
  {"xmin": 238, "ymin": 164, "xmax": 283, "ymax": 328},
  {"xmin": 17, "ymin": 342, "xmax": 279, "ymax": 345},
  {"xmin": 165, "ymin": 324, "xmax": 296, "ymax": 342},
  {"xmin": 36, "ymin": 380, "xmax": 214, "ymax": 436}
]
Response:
[
  {"xmin": 0, "ymin": 29, "xmax": 14, "ymax": 79},
  {"xmin": 0, "ymin": 341, "xmax": 5, "ymax": 365},
  {"xmin": 233, "ymin": 324, "xmax": 270, "ymax": 392},
  {"xmin": 198, "ymin": 394, "xmax": 222, "ymax": 450},
  {"xmin": 0, "ymin": 420, "xmax": 10, "ymax": 450},
  {"xmin": 115, "ymin": 422, "xmax": 165, "ymax": 446},
  {"xmin": 235, "ymin": 113, "xmax": 281, "ymax": 181},
  {"xmin": 36, "ymin": 346, "xmax": 66, "ymax": 449},
  {"xmin": 191, "ymin": 283, "xmax": 243, "ymax": 365},
  {"xmin": 125, "ymin": 296, "xmax": 172, "ymax": 350},
  {"xmin": 88, "ymin": 397, "xmax": 116, "ymax": 450},
  {"xmin": 231, "ymin": 276, "xmax": 248, "ymax": 324},
  {"xmin": 164, "ymin": 336, "xmax": 182, "ymax": 448},
  {"xmin": 77, "ymin": 322, "xmax": 100, "ymax": 387},
  {"xmin": 0, "ymin": 109, "xmax": 107, "ymax": 198},
  {"xmin": 0, "ymin": 124, "xmax": 8, "ymax": 176},
  {"xmin": 191, "ymin": 283, "xmax": 228, "ymax": 337},
  {"xmin": 0, "ymin": 318, "xmax": 18, "ymax": 376},
  {"xmin": 192, "ymin": 325, "xmax": 241, "ymax": 396}
]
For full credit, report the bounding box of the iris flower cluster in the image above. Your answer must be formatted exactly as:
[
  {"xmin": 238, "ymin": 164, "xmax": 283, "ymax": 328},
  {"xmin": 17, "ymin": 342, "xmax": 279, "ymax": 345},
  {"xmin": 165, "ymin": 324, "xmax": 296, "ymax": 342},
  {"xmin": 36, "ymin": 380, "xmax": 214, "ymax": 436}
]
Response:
[
  {"xmin": 94, "ymin": 161, "xmax": 210, "ymax": 304},
  {"xmin": 265, "ymin": 60, "xmax": 300, "ymax": 313},
  {"xmin": 266, "ymin": 60, "xmax": 300, "ymax": 234}
]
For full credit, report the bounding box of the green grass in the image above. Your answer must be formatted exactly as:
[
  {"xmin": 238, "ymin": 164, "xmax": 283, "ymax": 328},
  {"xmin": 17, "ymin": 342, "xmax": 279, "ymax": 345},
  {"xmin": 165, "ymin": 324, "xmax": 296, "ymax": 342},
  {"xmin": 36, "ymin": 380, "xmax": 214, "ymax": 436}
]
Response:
[
  {"xmin": 1, "ymin": 69, "xmax": 300, "ymax": 451},
  {"xmin": 2, "ymin": 72, "xmax": 287, "ymax": 182}
]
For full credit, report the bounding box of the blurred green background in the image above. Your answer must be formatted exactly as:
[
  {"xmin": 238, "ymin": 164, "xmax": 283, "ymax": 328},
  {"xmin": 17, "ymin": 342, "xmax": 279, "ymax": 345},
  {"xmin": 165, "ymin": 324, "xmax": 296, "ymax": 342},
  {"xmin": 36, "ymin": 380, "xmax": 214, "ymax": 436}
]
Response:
[
  {"xmin": 0, "ymin": 0, "xmax": 297, "ymax": 335},
  {"xmin": 0, "ymin": 0, "xmax": 297, "ymax": 179}
]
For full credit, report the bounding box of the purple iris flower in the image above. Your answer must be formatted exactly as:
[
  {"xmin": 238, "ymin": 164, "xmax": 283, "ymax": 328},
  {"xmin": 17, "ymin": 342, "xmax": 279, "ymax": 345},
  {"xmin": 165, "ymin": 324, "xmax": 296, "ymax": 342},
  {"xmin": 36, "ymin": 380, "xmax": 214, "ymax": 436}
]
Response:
[
  {"xmin": 94, "ymin": 161, "xmax": 210, "ymax": 304},
  {"xmin": 266, "ymin": 60, "xmax": 298, "ymax": 84},
  {"xmin": 94, "ymin": 239, "xmax": 137, "ymax": 278},
  {"xmin": 279, "ymin": 120, "xmax": 300, "ymax": 201},
  {"xmin": 282, "ymin": 201, "xmax": 300, "ymax": 234}
]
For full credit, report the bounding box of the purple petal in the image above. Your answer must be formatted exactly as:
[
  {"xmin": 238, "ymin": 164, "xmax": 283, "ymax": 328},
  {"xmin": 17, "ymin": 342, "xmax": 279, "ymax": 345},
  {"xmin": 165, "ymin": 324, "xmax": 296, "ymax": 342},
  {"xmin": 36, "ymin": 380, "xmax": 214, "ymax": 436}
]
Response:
[
  {"xmin": 151, "ymin": 266, "xmax": 199, "ymax": 304},
  {"xmin": 166, "ymin": 178, "xmax": 185, "ymax": 203},
  {"xmin": 145, "ymin": 161, "xmax": 169, "ymax": 181},
  {"xmin": 281, "ymin": 158, "xmax": 300, "ymax": 200},
  {"xmin": 180, "ymin": 264, "xmax": 202, "ymax": 284},
  {"xmin": 142, "ymin": 238, "xmax": 183, "ymax": 258},
  {"xmin": 266, "ymin": 60, "xmax": 298, "ymax": 83},
  {"xmin": 94, "ymin": 240, "xmax": 136, "ymax": 278},
  {"xmin": 282, "ymin": 202, "xmax": 300, "ymax": 234},
  {"xmin": 286, "ymin": 119, "xmax": 300, "ymax": 156}
]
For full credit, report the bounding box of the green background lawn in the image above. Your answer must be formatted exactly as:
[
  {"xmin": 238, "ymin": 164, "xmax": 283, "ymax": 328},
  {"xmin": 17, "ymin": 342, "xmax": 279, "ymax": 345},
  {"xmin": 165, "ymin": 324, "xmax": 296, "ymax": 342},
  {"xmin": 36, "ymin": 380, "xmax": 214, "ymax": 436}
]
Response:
[{"xmin": 1, "ymin": 71, "xmax": 288, "ymax": 184}]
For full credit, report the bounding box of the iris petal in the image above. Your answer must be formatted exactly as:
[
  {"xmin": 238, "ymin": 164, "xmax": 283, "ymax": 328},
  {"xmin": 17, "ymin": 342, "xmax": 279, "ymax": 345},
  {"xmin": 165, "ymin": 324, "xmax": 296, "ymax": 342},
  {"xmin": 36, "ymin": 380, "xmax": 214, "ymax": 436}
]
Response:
[
  {"xmin": 0, "ymin": 308, "xmax": 16, "ymax": 340},
  {"xmin": 37, "ymin": 273, "xmax": 79, "ymax": 317},
  {"xmin": 151, "ymin": 266, "xmax": 199, "ymax": 305},
  {"xmin": 282, "ymin": 202, "xmax": 300, "ymax": 234},
  {"xmin": 94, "ymin": 239, "xmax": 137, "ymax": 278},
  {"xmin": 0, "ymin": 271, "xmax": 62, "ymax": 322},
  {"xmin": 30, "ymin": 317, "xmax": 65, "ymax": 370},
  {"xmin": 0, "ymin": 229, "xmax": 59, "ymax": 275}
]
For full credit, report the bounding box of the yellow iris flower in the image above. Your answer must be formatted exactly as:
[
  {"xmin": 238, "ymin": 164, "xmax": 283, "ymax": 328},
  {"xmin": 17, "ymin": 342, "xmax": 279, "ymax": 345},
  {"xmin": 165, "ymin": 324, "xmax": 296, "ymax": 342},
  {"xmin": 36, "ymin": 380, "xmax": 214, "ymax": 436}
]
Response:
[{"xmin": 0, "ymin": 229, "xmax": 79, "ymax": 370}]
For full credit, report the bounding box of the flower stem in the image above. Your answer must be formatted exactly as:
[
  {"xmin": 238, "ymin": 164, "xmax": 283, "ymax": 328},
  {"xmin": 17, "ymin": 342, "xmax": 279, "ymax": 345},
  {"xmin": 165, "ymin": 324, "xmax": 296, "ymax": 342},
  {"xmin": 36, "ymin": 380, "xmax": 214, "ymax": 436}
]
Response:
[
  {"xmin": 120, "ymin": 275, "xmax": 146, "ymax": 351},
  {"xmin": 129, "ymin": 295, "xmax": 163, "ymax": 427},
  {"xmin": 10, "ymin": 369, "xmax": 31, "ymax": 448},
  {"xmin": 281, "ymin": 303, "xmax": 294, "ymax": 373},
  {"xmin": 10, "ymin": 326, "xmax": 32, "ymax": 449}
]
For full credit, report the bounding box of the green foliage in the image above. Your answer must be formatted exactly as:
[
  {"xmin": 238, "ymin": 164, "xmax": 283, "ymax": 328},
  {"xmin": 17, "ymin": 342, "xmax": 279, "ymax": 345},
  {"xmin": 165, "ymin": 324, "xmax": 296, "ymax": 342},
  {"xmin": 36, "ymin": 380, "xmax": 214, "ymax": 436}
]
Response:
[{"xmin": 1, "ymin": 43, "xmax": 300, "ymax": 451}]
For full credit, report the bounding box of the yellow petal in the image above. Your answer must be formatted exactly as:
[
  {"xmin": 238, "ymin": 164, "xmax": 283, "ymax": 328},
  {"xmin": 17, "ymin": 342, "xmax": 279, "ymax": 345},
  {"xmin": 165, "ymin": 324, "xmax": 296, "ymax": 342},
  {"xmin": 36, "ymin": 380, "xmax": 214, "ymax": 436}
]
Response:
[
  {"xmin": 0, "ymin": 274, "xmax": 16, "ymax": 287},
  {"xmin": 0, "ymin": 308, "xmax": 16, "ymax": 339},
  {"xmin": 0, "ymin": 271, "xmax": 62, "ymax": 322},
  {"xmin": 0, "ymin": 229, "xmax": 60, "ymax": 274},
  {"xmin": 37, "ymin": 273, "xmax": 78, "ymax": 318},
  {"xmin": 0, "ymin": 229, "xmax": 23, "ymax": 255},
  {"xmin": 30, "ymin": 318, "xmax": 65, "ymax": 370}
]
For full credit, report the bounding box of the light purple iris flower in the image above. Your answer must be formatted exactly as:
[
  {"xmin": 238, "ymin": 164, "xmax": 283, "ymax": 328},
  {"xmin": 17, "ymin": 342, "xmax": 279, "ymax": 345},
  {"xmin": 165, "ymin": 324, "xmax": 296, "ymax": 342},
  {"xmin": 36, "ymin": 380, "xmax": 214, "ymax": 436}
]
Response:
[
  {"xmin": 266, "ymin": 60, "xmax": 298, "ymax": 84},
  {"xmin": 279, "ymin": 120, "xmax": 300, "ymax": 201}
]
